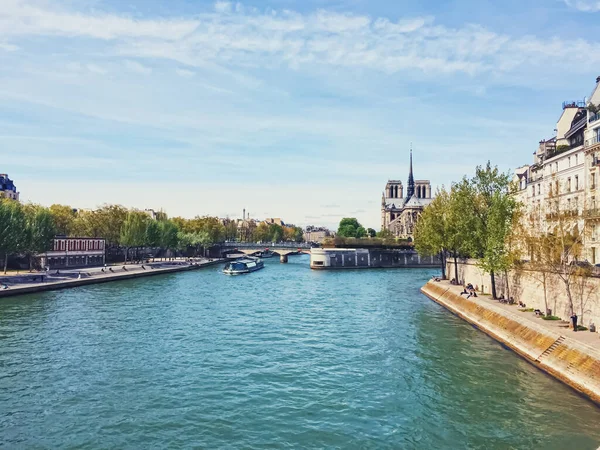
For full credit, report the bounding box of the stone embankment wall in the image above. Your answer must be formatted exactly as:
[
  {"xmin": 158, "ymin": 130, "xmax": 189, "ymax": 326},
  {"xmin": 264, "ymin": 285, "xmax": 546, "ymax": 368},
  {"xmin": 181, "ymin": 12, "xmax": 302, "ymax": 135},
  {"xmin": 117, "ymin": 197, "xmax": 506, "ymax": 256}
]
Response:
[
  {"xmin": 421, "ymin": 281, "xmax": 600, "ymax": 406},
  {"xmin": 310, "ymin": 248, "xmax": 440, "ymax": 269},
  {"xmin": 0, "ymin": 261, "xmax": 223, "ymax": 299},
  {"xmin": 448, "ymin": 259, "xmax": 600, "ymax": 329}
]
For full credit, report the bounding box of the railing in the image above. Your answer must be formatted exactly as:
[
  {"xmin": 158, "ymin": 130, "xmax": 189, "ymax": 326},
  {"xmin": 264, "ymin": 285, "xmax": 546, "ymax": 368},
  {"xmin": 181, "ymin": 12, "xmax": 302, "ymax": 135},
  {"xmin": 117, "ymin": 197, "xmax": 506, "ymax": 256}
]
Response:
[
  {"xmin": 586, "ymin": 135, "xmax": 600, "ymax": 147},
  {"xmin": 221, "ymin": 242, "xmax": 313, "ymax": 248},
  {"xmin": 589, "ymin": 112, "xmax": 600, "ymax": 124},
  {"xmin": 546, "ymin": 210, "xmax": 579, "ymax": 220},
  {"xmin": 562, "ymin": 100, "xmax": 586, "ymax": 109},
  {"xmin": 583, "ymin": 208, "xmax": 600, "ymax": 219}
]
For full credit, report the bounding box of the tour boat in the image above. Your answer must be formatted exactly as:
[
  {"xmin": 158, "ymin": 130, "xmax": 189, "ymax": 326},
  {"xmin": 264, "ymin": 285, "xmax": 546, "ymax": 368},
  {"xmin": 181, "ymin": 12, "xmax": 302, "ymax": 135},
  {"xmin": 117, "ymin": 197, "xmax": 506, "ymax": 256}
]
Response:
[{"xmin": 223, "ymin": 257, "xmax": 264, "ymax": 275}]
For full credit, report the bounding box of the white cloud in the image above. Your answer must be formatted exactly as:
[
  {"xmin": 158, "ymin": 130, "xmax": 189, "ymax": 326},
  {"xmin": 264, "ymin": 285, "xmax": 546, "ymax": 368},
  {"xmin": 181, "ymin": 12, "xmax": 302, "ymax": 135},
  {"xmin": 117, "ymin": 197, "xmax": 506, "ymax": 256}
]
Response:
[
  {"xmin": 175, "ymin": 68, "xmax": 195, "ymax": 78},
  {"xmin": 124, "ymin": 60, "xmax": 152, "ymax": 75},
  {"xmin": 0, "ymin": 42, "xmax": 18, "ymax": 52},
  {"xmin": 86, "ymin": 63, "xmax": 107, "ymax": 75},
  {"xmin": 0, "ymin": 0, "xmax": 199, "ymax": 40},
  {"xmin": 214, "ymin": 1, "xmax": 232, "ymax": 14},
  {"xmin": 563, "ymin": 0, "xmax": 600, "ymax": 11}
]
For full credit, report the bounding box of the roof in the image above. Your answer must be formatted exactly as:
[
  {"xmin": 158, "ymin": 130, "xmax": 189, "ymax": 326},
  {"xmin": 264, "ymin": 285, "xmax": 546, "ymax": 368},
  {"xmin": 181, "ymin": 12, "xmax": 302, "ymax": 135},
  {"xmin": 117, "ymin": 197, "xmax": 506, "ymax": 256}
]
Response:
[{"xmin": 404, "ymin": 195, "xmax": 433, "ymax": 208}]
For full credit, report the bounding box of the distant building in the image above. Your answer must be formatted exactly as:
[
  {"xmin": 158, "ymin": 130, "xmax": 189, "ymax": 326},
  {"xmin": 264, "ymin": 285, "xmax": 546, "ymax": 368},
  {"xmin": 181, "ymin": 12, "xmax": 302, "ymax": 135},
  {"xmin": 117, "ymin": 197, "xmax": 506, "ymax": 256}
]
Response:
[
  {"xmin": 39, "ymin": 236, "xmax": 106, "ymax": 269},
  {"xmin": 303, "ymin": 227, "xmax": 332, "ymax": 243},
  {"xmin": 264, "ymin": 218, "xmax": 286, "ymax": 226},
  {"xmin": 381, "ymin": 150, "xmax": 433, "ymax": 239},
  {"xmin": 0, "ymin": 173, "xmax": 19, "ymax": 201}
]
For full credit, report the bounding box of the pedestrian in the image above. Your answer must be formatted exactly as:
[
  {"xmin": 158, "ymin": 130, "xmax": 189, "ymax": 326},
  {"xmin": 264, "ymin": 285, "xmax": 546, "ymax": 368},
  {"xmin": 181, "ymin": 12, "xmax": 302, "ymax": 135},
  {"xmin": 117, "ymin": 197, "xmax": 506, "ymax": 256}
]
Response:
[
  {"xmin": 571, "ymin": 312, "xmax": 578, "ymax": 332},
  {"xmin": 77, "ymin": 272, "xmax": 82, "ymax": 279}
]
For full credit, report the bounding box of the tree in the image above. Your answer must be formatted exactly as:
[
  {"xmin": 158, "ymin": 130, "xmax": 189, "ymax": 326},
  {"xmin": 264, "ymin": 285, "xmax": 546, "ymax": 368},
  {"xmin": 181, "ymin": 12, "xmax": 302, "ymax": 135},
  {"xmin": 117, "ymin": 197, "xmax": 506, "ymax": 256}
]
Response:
[
  {"xmin": 145, "ymin": 220, "xmax": 162, "ymax": 256},
  {"xmin": 337, "ymin": 218, "xmax": 362, "ymax": 238},
  {"xmin": 23, "ymin": 205, "xmax": 57, "ymax": 271},
  {"xmin": 0, "ymin": 199, "xmax": 26, "ymax": 273},
  {"xmin": 269, "ymin": 224, "xmax": 284, "ymax": 242},
  {"xmin": 355, "ymin": 226, "xmax": 367, "ymax": 238},
  {"xmin": 468, "ymin": 162, "xmax": 516, "ymax": 299},
  {"xmin": 367, "ymin": 228, "xmax": 377, "ymax": 238},
  {"xmin": 158, "ymin": 219, "xmax": 179, "ymax": 259},
  {"xmin": 49, "ymin": 204, "xmax": 76, "ymax": 236},
  {"xmin": 120, "ymin": 211, "xmax": 149, "ymax": 262}
]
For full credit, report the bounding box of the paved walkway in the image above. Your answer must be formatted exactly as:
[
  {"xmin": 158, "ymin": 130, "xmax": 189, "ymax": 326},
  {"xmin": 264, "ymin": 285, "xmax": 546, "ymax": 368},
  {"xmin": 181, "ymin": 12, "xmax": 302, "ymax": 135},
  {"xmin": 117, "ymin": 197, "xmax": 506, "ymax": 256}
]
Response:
[
  {"xmin": 0, "ymin": 258, "xmax": 223, "ymax": 297},
  {"xmin": 438, "ymin": 281, "xmax": 600, "ymax": 350}
]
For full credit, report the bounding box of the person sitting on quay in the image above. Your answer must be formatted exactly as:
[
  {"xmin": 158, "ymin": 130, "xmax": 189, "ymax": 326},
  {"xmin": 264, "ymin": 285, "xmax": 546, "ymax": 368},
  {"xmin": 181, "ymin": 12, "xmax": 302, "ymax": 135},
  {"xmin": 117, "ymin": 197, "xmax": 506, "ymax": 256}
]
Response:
[
  {"xmin": 141, "ymin": 265, "xmax": 146, "ymax": 270},
  {"xmin": 122, "ymin": 266, "xmax": 128, "ymax": 271},
  {"xmin": 1, "ymin": 283, "xmax": 9, "ymax": 289},
  {"xmin": 109, "ymin": 267, "xmax": 114, "ymax": 273}
]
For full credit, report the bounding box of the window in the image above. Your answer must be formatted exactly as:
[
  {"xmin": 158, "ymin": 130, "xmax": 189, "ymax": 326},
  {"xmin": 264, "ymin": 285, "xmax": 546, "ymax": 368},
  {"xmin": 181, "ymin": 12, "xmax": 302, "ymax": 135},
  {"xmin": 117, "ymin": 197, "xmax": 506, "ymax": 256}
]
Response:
[
  {"xmin": 575, "ymin": 175, "xmax": 579, "ymax": 190},
  {"xmin": 592, "ymin": 173, "xmax": 597, "ymax": 190},
  {"xmin": 568, "ymin": 157, "xmax": 571, "ymax": 167},
  {"xmin": 555, "ymin": 162, "xmax": 559, "ymax": 172},
  {"xmin": 548, "ymin": 183, "xmax": 552, "ymax": 195},
  {"xmin": 537, "ymin": 184, "xmax": 541, "ymax": 195},
  {"xmin": 592, "ymin": 197, "xmax": 597, "ymax": 210},
  {"xmin": 568, "ymin": 177, "xmax": 571, "ymax": 192},
  {"xmin": 532, "ymin": 186, "xmax": 535, "ymax": 197},
  {"xmin": 575, "ymin": 154, "xmax": 578, "ymax": 165},
  {"xmin": 555, "ymin": 180, "xmax": 559, "ymax": 194}
]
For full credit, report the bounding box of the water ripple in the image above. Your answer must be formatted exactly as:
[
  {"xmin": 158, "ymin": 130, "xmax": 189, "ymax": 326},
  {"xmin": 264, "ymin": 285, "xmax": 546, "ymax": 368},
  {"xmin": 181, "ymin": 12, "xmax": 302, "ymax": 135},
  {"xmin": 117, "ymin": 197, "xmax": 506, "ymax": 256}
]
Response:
[{"xmin": 1, "ymin": 257, "xmax": 599, "ymax": 449}]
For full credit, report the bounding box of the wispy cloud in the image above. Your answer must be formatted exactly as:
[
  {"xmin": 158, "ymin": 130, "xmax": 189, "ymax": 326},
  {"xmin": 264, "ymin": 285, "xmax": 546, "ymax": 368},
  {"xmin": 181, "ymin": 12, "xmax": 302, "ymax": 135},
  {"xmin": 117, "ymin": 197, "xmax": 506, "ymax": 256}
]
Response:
[
  {"xmin": 2, "ymin": 1, "xmax": 600, "ymax": 81},
  {"xmin": 124, "ymin": 60, "xmax": 152, "ymax": 75},
  {"xmin": 563, "ymin": 0, "xmax": 600, "ymax": 12}
]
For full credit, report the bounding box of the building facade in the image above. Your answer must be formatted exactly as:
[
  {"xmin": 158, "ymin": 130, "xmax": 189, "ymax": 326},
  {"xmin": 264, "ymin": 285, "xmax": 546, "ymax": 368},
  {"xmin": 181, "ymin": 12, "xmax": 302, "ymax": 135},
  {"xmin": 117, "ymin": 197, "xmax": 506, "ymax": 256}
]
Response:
[
  {"xmin": 381, "ymin": 150, "xmax": 433, "ymax": 239},
  {"xmin": 0, "ymin": 173, "xmax": 19, "ymax": 201},
  {"xmin": 514, "ymin": 76, "xmax": 600, "ymax": 264},
  {"xmin": 40, "ymin": 237, "xmax": 106, "ymax": 269}
]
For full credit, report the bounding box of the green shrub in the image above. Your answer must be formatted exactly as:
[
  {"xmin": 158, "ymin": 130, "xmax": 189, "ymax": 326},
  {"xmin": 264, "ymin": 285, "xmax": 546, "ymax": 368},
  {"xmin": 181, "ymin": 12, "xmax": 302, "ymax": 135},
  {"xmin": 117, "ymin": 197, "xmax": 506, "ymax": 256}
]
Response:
[
  {"xmin": 542, "ymin": 315, "xmax": 561, "ymax": 321},
  {"xmin": 519, "ymin": 308, "xmax": 534, "ymax": 312},
  {"xmin": 577, "ymin": 326, "xmax": 588, "ymax": 331}
]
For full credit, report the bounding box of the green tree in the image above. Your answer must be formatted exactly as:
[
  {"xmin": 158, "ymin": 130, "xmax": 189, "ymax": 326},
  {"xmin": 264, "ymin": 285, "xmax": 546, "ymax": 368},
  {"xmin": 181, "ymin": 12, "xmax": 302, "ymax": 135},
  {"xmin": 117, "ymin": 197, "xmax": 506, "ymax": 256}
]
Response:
[
  {"xmin": 0, "ymin": 199, "xmax": 26, "ymax": 273},
  {"xmin": 49, "ymin": 204, "xmax": 76, "ymax": 236},
  {"xmin": 367, "ymin": 228, "xmax": 376, "ymax": 238},
  {"xmin": 24, "ymin": 205, "xmax": 57, "ymax": 271},
  {"xmin": 355, "ymin": 226, "xmax": 367, "ymax": 238},
  {"xmin": 337, "ymin": 218, "xmax": 362, "ymax": 238},
  {"xmin": 145, "ymin": 220, "xmax": 162, "ymax": 253},
  {"xmin": 468, "ymin": 162, "xmax": 516, "ymax": 299},
  {"xmin": 158, "ymin": 219, "xmax": 179, "ymax": 259},
  {"xmin": 269, "ymin": 224, "xmax": 284, "ymax": 242},
  {"xmin": 120, "ymin": 211, "xmax": 149, "ymax": 262}
]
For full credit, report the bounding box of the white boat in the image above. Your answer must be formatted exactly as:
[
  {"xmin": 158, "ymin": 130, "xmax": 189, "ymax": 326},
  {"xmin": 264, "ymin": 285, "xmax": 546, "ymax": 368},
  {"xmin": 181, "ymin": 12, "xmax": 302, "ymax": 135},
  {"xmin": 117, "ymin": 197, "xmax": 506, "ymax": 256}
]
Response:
[{"xmin": 223, "ymin": 257, "xmax": 264, "ymax": 275}]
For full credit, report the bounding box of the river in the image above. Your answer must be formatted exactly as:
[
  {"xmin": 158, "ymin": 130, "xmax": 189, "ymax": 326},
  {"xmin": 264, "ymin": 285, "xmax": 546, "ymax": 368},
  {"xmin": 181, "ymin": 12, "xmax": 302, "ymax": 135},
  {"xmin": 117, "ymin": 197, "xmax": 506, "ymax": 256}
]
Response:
[{"xmin": 1, "ymin": 255, "xmax": 599, "ymax": 449}]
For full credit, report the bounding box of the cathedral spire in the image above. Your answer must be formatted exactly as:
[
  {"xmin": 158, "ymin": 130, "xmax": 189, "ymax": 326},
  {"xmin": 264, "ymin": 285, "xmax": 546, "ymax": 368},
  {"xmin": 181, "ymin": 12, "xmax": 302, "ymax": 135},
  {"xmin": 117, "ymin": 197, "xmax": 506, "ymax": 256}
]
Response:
[{"xmin": 406, "ymin": 145, "xmax": 415, "ymax": 201}]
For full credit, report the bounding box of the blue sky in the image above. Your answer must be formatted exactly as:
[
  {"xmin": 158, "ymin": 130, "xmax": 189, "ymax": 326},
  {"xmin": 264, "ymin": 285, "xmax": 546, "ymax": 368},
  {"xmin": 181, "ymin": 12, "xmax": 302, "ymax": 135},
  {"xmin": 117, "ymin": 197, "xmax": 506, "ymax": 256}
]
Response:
[{"xmin": 1, "ymin": 0, "xmax": 600, "ymax": 229}]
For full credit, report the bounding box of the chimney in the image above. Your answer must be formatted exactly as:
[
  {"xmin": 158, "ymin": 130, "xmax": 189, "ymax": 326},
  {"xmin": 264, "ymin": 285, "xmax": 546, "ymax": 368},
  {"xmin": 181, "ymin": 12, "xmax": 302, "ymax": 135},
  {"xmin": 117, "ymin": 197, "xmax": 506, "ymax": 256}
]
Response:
[{"xmin": 243, "ymin": 208, "xmax": 246, "ymax": 220}]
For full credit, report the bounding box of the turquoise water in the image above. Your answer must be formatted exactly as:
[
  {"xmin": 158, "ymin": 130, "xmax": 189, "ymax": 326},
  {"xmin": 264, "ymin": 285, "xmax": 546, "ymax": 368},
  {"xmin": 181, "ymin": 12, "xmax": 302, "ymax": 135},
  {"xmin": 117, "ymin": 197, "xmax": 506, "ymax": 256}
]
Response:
[{"xmin": 1, "ymin": 255, "xmax": 600, "ymax": 449}]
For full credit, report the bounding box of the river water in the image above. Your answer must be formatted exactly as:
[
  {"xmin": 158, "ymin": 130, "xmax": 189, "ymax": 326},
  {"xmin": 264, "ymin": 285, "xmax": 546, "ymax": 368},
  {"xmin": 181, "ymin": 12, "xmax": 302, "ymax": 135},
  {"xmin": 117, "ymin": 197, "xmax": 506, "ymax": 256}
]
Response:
[{"xmin": 1, "ymin": 255, "xmax": 600, "ymax": 449}]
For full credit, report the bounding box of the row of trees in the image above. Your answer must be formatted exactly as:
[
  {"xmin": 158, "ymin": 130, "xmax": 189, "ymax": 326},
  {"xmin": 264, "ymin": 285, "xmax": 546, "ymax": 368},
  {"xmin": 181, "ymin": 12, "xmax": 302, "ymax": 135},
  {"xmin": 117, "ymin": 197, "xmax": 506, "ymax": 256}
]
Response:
[
  {"xmin": 337, "ymin": 218, "xmax": 376, "ymax": 238},
  {"xmin": 0, "ymin": 200, "xmax": 57, "ymax": 273},
  {"xmin": 1, "ymin": 200, "xmax": 308, "ymax": 271},
  {"xmin": 414, "ymin": 161, "xmax": 595, "ymax": 320},
  {"xmin": 414, "ymin": 162, "xmax": 519, "ymax": 299}
]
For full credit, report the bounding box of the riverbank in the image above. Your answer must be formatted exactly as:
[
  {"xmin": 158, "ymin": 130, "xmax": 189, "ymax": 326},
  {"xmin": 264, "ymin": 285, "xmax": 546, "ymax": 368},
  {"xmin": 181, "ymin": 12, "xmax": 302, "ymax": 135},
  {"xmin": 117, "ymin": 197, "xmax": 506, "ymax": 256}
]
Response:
[
  {"xmin": 0, "ymin": 259, "xmax": 224, "ymax": 299},
  {"xmin": 421, "ymin": 280, "xmax": 600, "ymax": 406}
]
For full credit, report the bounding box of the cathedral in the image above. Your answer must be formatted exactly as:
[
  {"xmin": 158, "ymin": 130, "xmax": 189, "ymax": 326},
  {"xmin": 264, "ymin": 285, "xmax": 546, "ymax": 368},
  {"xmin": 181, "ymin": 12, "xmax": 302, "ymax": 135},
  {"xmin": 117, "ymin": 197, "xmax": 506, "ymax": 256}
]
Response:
[{"xmin": 381, "ymin": 150, "xmax": 433, "ymax": 239}]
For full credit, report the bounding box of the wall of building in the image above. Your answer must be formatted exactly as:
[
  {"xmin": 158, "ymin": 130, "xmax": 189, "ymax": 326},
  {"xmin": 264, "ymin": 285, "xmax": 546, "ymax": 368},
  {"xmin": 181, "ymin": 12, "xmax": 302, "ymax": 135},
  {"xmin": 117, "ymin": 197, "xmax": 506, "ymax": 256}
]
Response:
[
  {"xmin": 448, "ymin": 259, "xmax": 600, "ymax": 328},
  {"xmin": 311, "ymin": 248, "xmax": 440, "ymax": 269}
]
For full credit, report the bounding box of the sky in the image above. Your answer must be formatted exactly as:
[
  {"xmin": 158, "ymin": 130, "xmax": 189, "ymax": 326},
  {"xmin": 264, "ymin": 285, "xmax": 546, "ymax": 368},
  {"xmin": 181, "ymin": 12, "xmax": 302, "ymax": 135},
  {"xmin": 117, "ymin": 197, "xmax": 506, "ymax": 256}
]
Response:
[{"xmin": 2, "ymin": 0, "xmax": 600, "ymax": 229}]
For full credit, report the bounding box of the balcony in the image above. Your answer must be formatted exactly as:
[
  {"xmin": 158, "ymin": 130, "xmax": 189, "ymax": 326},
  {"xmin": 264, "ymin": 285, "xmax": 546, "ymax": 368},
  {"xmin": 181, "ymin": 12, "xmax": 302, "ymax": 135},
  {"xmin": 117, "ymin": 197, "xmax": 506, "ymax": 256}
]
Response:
[
  {"xmin": 546, "ymin": 210, "xmax": 579, "ymax": 220},
  {"xmin": 589, "ymin": 112, "xmax": 600, "ymax": 124},
  {"xmin": 586, "ymin": 135, "xmax": 600, "ymax": 148},
  {"xmin": 584, "ymin": 208, "xmax": 600, "ymax": 219},
  {"xmin": 562, "ymin": 100, "xmax": 586, "ymax": 109}
]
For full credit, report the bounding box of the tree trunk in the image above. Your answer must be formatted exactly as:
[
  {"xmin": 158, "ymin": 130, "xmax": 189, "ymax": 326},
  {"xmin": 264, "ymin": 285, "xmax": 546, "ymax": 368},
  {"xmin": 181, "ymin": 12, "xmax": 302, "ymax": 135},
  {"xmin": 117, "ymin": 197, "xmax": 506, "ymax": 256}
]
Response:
[
  {"xmin": 440, "ymin": 251, "xmax": 446, "ymax": 279},
  {"xmin": 29, "ymin": 254, "xmax": 33, "ymax": 272},
  {"xmin": 3, "ymin": 253, "xmax": 7, "ymax": 274},
  {"xmin": 504, "ymin": 269, "xmax": 510, "ymax": 301},
  {"xmin": 124, "ymin": 247, "xmax": 128, "ymax": 264},
  {"xmin": 490, "ymin": 270, "xmax": 497, "ymax": 299},
  {"xmin": 542, "ymin": 273, "xmax": 549, "ymax": 315},
  {"xmin": 453, "ymin": 252, "xmax": 459, "ymax": 284}
]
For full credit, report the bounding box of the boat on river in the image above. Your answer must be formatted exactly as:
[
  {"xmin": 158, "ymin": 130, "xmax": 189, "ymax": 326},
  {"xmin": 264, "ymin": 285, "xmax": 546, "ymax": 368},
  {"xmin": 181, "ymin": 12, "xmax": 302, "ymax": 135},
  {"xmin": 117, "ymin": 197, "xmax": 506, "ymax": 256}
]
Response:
[{"xmin": 223, "ymin": 257, "xmax": 264, "ymax": 275}]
